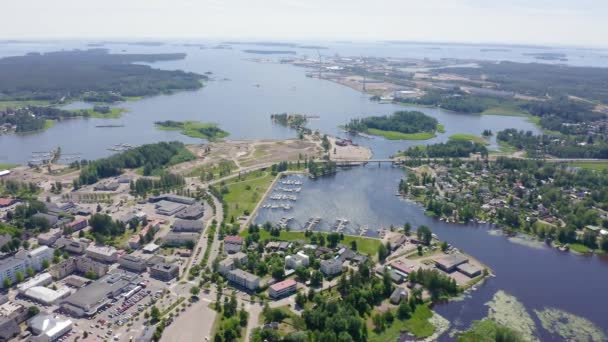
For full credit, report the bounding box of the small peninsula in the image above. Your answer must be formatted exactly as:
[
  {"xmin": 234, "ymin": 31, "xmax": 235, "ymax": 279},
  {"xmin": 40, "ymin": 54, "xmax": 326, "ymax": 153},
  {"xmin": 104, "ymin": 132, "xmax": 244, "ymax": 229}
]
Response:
[
  {"xmin": 155, "ymin": 120, "xmax": 229, "ymax": 141},
  {"xmin": 345, "ymin": 110, "xmax": 441, "ymax": 140}
]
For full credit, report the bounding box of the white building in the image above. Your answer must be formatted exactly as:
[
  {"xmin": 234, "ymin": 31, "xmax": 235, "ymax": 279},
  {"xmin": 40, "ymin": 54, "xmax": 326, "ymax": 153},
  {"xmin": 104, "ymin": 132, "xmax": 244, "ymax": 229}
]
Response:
[
  {"xmin": 0, "ymin": 247, "xmax": 54, "ymax": 287},
  {"xmin": 24, "ymin": 286, "xmax": 72, "ymax": 306},
  {"xmin": 17, "ymin": 273, "xmax": 53, "ymax": 294},
  {"xmin": 86, "ymin": 245, "xmax": 118, "ymax": 263},
  {"xmin": 285, "ymin": 251, "xmax": 310, "ymax": 269},
  {"xmin": 28, "ymin": 313, "xmax": 72, "ymax": 342}
]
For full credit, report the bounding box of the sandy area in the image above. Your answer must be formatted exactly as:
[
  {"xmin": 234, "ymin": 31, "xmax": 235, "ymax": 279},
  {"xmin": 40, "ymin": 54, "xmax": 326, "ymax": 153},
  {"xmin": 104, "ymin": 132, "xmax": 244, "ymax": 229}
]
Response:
[{"xmin": 328, "ymin": 137, "xmax": 373, "ymax": 161}]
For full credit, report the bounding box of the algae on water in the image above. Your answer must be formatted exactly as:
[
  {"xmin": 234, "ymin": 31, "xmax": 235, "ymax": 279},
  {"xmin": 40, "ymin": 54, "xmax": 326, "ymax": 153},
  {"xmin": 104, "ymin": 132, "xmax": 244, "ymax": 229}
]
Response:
[
  {"xmin": 534, "ymin": 307, "xmax": 606, "ymax": 342},
  {"xmin": 485, "ymin": 290, "xmax": 538, "ymax": 341}
]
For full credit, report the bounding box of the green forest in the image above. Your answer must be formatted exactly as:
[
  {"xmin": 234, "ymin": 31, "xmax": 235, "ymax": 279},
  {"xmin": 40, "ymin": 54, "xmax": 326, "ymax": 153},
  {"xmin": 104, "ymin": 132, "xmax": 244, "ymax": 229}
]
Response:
[
  {"xmin": 345, "ymin": 111, "xmax": 439, "ymax": 136},
  {"xmin": 0, "ymin": 49, "xmax": 205, "ymax": 102}
]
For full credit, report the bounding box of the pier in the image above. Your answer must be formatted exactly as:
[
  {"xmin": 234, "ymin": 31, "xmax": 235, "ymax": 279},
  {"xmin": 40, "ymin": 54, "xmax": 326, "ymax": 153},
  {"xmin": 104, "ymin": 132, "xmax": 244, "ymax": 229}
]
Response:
[
  {"xmin": 333, "ymin": 218, "xmax": 349, "ymax": 233},
  {"xmin": 304, "ymin": 217, "xmax": 321, "ymax": 232}
]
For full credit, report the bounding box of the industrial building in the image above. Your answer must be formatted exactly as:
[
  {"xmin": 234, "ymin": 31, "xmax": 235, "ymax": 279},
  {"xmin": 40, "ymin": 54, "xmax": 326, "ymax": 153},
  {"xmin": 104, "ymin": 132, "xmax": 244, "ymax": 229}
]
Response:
[
  {"xmin": 17, "ymin": 272, "xmax": 53, "ymax": 294},
  {"xmin": 149, "ymin": 194, "xmax": 195, "ymax": 205},
  {"xmin": 154, "ymin": 201, "xmax": 187, "ymax": 216},
  {"xmin": 175, "ymin": 204, "xmax": 205, "ymax": 220},
  {"xmin": 456, "ymin": 263, "xmax": 482, "ymax": 278},
  {"xmin": 61, "ymin": 271, "xmax": 138, "ymax": 317},
  {"xmin": 435, "ymin": 254, "xmax": 468, "ymax": 272},
  {"xmin": 269, "ymin": 278, "xmax": 297, "ymax": 299}
]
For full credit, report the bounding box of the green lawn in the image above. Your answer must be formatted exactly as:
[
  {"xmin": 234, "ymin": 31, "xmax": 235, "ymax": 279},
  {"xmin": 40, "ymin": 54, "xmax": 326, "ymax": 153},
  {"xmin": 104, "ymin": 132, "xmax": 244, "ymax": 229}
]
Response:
[
  {"xmin": 221, "ymin": 170, "xmax": 276, "ymax": 221},
  {"xmin": 449, "ymin": 134, "xmax": 488, "ymax": 145},
  {"xmin": 0, "ymin": 164, "xmax": 18, "ymax": 170},
  {"xmin": 568, "ymin": 162, "xmax": 608, "ymax": 171},
  {"xmin": 367, "ymin": 128, "xmax": 436, "ymax": 140},
  {"xmin": 569, "ymin": 243, "xmax": 591, "ymax": 253},
  {"xmin": 240, "ymin": 229, "xmax": 382, "ymax": 257},
  {"xmin": 369, "ymin": 305, "xmax": 435, "ymax": 341},
  {"xmin": 156, "ymin": 121, "xmax": 229, "ymax": 141},
  {"xmin": 85, "ymin": 107, "xmax": 126, "ymax": 118}
]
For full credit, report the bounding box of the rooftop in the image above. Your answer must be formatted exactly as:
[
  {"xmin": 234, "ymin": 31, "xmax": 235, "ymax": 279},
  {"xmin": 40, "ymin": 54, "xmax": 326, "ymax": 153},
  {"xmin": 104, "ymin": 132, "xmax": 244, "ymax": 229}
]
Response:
[
  {"xmin": 269, "ymin": 278, "xmax": 296, "ymax": 292},
  {"xmin": 224, "ymin": 235, "xmax": 244, "ymax": 244}
]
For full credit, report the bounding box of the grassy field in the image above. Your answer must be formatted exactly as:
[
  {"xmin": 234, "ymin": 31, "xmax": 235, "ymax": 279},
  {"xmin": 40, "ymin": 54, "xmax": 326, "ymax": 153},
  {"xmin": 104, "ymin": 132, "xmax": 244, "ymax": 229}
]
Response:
[
  {"xmin": 240, "ymin": 229, "xmax": 382, "ymax": 257},
  {"xmin": 369, "ymin": 305, "xmax": 435, "ymax": 341},
  {"xmin": 0, "ymin": 164, "xmax": 18, "ymax": 170},
  {"xmin": 449, "ymin": 133, "xmax": 488, "ymax": 145},
  {"xmin": 44, "ymin": 119, "xmax": 55, "ymax": 130},
  {"xmin": 436, "ymin": 124, "xmax": 446, "ymax": 133},
  {"xmin": 221, "ymin": 170, "xmax": 276, "ymax": 221},
  {"xmin": 156, "ymin": 121, "xmax": 229, "ymax": 141},
  {"xmin": 367, "ymin": 128, "xmax": 436, "ymax": 140},
  {"xmin": 569, "ymin": 243, "xmax": 592, "ymax": 253},
  {"xmin": 481, "ymin": 105, "xmax": 529, "ymax": 117},
  {"xmin": 84, "ymin": 108, "xmax": 126, "ymax": 118},
  {"xmin": 568, "ymin": 162, "xmax": 608, "ymax": 171}
]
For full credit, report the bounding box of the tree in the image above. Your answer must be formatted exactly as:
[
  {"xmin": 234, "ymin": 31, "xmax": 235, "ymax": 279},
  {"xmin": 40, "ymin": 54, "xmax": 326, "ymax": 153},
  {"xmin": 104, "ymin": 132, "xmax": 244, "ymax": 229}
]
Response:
[
  {"xmin": 377, "ymin": 244, "xmax": 389, "ymax": 263},
  {"xmin": 190, "ymin": 286, "xmax": 200, "ymax": 298},
  {"xmin": 150, "ymin": 306, "xmax": 161, "ymax": 323},
  {"xmin": 403, "ymin": 222, "xmax": 412, "ymax": 236},
  {"xmin": 27, "ymin": 306, "xmax": 40, "ymax": 317},
  {"xmin": 350, "ymin": 240, "xmax": 358, "ymax": 251},
  {"xmin": 15, "ymin": 271, "xmax": 24, "ymax": 283},
  {"xmin": 26, "ymin": 267, "xmax": 35, "ymax": 278},
  {"xmin": 372, "ymin": 313, "xmax": 385, "ymax": 332},
  {"xmin": 295, "ymin": 266, "xmax": 309, "ymax": 282},
  {"xmin": 416, "ymin": 225, "xmax": 433, "ymax": 245},
  {"xmin": 310, "ymin": 270, "xmax": 323, "ymax": 287},
  {"xmin": 398, "ymin": 302, "xmax": 411, "ymax": 319},
  {"xmin": 295, "ymin": 292, "xmax": 307, "ymax": 307},
  {"xmin": 41, "ymin": 259, "xmax": 50, "ymax": 269},
  {"xmin": 441, "ymin": 241, "xmax": 449, "ymax": 252},
  {"xmin": 3, "ymin": 278, "xmax": 10, "ymax": 288}
]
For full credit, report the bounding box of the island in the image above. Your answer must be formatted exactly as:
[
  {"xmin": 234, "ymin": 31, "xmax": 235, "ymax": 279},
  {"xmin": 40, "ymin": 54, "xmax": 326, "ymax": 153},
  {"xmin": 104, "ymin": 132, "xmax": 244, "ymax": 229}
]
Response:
[
  {"xmin": 154, "ymin": 120, "xmax": 229, "ymax": 141},
  {"xmin": 344, "ymin": 110, "xmax": 441, "ymax": 140},
  {"xmin": 0, "ymin": 49, "xmax": 205, "ymax": 104},
  {"xmin": 242, "ymin": 49, "xmax": 297, "ymax": 55}
]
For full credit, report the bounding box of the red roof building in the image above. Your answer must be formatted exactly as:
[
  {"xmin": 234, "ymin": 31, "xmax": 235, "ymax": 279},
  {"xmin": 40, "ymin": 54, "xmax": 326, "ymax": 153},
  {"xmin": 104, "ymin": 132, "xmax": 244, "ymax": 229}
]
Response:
[
  {"xmin": 269, "ymin": 278, "xmax": 297, "ymax": 299},
  {"xmin": 224, "ymin": 235, "xmax": 244, "ymax": 245}
]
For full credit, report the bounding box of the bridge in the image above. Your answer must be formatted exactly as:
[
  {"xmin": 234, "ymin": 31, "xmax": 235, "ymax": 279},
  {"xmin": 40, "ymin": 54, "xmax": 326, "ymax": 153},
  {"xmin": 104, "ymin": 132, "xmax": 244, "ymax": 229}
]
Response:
[{"xmin": 321, "ymin": 157, "xmax": 608, "ymax": 166}]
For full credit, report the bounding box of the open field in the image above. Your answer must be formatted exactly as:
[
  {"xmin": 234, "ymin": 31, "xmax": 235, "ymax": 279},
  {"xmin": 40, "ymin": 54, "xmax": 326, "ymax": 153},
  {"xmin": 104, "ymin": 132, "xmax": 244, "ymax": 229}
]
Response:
[
  {"xmin": 240, "ymin": 229, "xmax": 382, "ymax": 257},
  {"xmin": 368, "ymin": 304, "xmax": 435, "ymax": 341},
  {"xmin": 367, "ymin": 128, "xmax": 436, "ymax": 140},
  {"xmin": 449, "ymin": 133, "xmax": 489, "ymax": 145},
  {"xmin": 481, "ymin": 105, "xmax": 529, "ymax": 117},
  {"xmin": 156, "ymin": 120, "xmax": 229, "ymax": 141},
  {"xmin": 221, "ymin": 170, "xmax": 276, "ymax": 221},
  {"xmin": 569, "ymin": 161, "xmax": 608, "ymax": 171},
  {"xmin": 0, "ymin": 100, "xmax": 52, "ymax": 110}
]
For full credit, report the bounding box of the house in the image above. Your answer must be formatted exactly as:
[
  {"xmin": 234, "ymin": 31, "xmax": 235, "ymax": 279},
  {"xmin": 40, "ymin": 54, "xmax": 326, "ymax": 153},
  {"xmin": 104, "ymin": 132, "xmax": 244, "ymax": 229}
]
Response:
[
  {"xmin": 269, "ymin": 278, "xmax": 297, "ymax": 299},
  {"xmin": 390, "ymin": 287, "xmax": 408, "ymax": 304},
  {"xmin": 66, "ymin": 218, "xmax": 88, "ymax": 232},
  {"xmin": 390, "ymin": 261, "xmax": 414, "ymax": 278},
  {"xmin": 320, "ymin": 259, "xmax": 343, "ymax": 277},
  {"xmin": 37, "ymin": 229, "xmax": 62, "ymax": 246},
  {"xmin": 94, "ymin": 182, "xmax": 120, "ymax": 191},
  {"xmin": 0, "ymin": 198, "xmax": 16, "ymax": 208},
  {"xmin": 435, "ymin": 254, "xmax": 468, "ymax": 272},
  {"xmin": 224, "ymin": 235, "xmax": 244, "ymax": 254}
]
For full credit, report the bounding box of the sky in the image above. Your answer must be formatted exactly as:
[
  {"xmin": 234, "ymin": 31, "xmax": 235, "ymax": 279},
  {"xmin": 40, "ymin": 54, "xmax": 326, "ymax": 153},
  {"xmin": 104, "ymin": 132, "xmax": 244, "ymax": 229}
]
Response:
[{"xmin": 1, "ymin": 0, "xmax": 607, "ymax": 47}]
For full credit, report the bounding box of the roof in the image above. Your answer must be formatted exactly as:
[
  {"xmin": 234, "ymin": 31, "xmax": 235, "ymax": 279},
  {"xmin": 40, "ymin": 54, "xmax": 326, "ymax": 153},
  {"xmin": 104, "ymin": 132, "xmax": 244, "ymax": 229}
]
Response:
[
  {"xmin": 86, "ymin": 245, "xmax": 117, "ymax": 256},
  {"xmin": 456, "ymin": 263, "xmax": 481, "ymax": 275},
  {"xmin": 28, "ymin": 313, "xmax": 72, "ymax": 336},
  {"xmin": 391, "ymin": 261, "xmax": 413, "ymax": 275},
  {"xmin": 229, "ymin": 269, "xmax": 259, "ymax": 282},
  {"xmin": 0, "ymin": 198, "xmax": 15, "ymax": 206},
  {"xmin": 30, "ymin": 245, "xmax": 52, "ymax": 257},
  {"xmin": 225, "ymin": 235, "xmax": 243, "ymax": 244},
  {"xmin": 120, "ymin": 255, "xmax": 145, "ymax": 263},
  {"xmin": 143, "ymin": 243, "xmax": 160, "ymax": 252},
  {"xmin": 435, "ymin": 254, "xmax": 468, "ymax": 269},
  {"xmin": 151, "ymin": 263, "xmax": 178, "ymax": 273},
  {"xmin": 269, "ymin": 278, "xmax": 296, "ymax": 292},
  {"xmin": 173, "ymin": 219, "xmax": 204, "ymax": 230},
  {"xmin": 24, "ymin": 286, "xmax": 71, "ymax": 303}
]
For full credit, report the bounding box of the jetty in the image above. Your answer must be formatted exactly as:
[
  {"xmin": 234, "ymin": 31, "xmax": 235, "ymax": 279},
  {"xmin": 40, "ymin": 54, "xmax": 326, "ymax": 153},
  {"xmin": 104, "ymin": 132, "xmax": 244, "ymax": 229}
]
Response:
[
  {"xmin": 277, "ymin": 217, "xmax": 293, "ymax": 229},
  {"xmin": 304, "ymin": 217, "xmax": 321, "ymax": 232},
  {"xmin": 333, "ymin": 218, "xmax": 349, "ymax": 233}
]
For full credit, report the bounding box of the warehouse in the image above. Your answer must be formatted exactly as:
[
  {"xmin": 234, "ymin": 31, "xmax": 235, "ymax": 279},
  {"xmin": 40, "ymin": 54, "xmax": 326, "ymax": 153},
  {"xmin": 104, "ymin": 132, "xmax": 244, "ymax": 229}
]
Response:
[
  {"xmin": 172, "ymin": 219, "xmax": 204, "ymax": 232},
  {"xmin": 24, "ymin": 286, "xmax": 72, "ymax": 305}
]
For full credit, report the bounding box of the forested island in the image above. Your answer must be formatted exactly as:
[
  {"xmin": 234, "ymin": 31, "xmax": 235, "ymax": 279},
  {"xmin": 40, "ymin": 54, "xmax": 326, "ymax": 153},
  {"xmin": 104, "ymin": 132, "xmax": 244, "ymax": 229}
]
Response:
[
  {"xmin": 0, "ymin": 49, "xmax": 205, "ymax": 103},
  {"xmin": 155, "ymin": 120, "xmax": 229, "ymax": 141},
  {"xmin": 0, "ymin": 105, "xmax": 126, "ymax": 133},
  {"xmin": 403, "ymin": 139, "xmax": 488, "ymax": 158},
  {"xmin": 345, "ymin": 111, "xmax": 441, "ymax": 140}
]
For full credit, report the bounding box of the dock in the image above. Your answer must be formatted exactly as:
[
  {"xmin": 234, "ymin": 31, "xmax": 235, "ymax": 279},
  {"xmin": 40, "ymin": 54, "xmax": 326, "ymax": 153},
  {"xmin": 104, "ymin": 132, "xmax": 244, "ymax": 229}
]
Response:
[
  {"xmin": 304, "ymin": 217, "xmax": 321, "ymax": 232},
  {"xmin": 277, "ymin": 217, "xmax": 293, "ymax": 229},
  {"xmin": 333, "ymin": 218, "xmax": 349, "ymax": 233}
]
